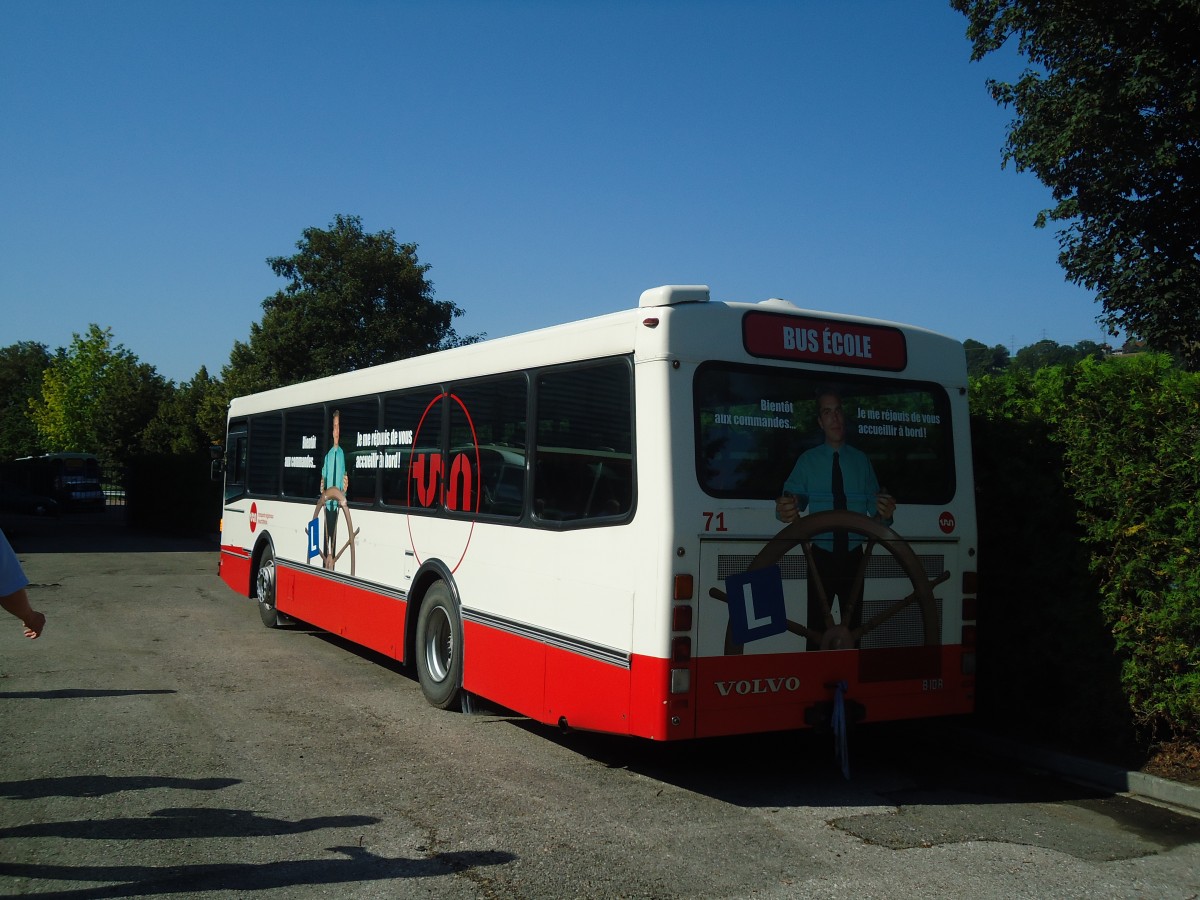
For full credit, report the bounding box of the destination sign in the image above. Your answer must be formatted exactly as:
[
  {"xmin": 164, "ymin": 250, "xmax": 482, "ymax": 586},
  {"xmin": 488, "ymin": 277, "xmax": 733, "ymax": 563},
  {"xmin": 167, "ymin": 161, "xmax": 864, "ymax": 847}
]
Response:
[{"xmin": 742, "ymin": 310, "xmax": 907, "ymax": 371}]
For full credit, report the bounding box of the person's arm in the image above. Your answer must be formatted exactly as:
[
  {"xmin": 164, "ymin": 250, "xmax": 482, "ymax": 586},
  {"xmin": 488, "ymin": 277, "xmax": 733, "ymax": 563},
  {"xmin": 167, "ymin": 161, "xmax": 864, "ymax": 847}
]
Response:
[
  {"xmin": 874, "ymin": 488, "xmax": 896, "ymax": 525},
  {"xmin": 776, "ymin": 457, "xmax": 811, "ymax": 523},
  {"xmin": 852, "ymin": 447, "xmax": 894, "ymax": 525},
  {"xmin": 864, "ymin": 459, "xmax": 895, "ymax": 525},
  {"xmin": 1, "ymin": 587, "xmax": 45, "ymax": 639}
]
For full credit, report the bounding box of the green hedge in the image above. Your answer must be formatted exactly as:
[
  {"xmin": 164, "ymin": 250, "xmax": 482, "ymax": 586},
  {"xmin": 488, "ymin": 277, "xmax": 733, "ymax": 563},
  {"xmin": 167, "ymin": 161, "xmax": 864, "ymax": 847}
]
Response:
[{"xmin": 970, "ymin": 354, "xmax": 1200, "ymax": 756}]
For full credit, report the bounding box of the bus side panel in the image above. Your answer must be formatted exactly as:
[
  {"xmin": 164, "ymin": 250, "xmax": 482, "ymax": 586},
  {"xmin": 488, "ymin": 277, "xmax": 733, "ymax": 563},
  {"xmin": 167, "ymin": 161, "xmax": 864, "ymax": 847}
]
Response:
[
  {"xmin": 544, "ymin": 648, "xmax": 632, "ymax": 737},
  {"xmin": 462, "ymin": 621, "xmax": 547, "ymax": 718},
  {"xmin": 463, "ymin": 622, "xmax": 636, "ymax": 737},
  {"xmin": 278, "ymin": 563, "xmax": 408, "ymax": 661},
  {"xmin": 693, "ymin": 646, "xmax": 972, "ymax": 739},
  {"xmin": 219, "ymin": 545, "xmax": 252, "ymax": 596},
  {"xmin": 628, "ymin": 655, "xmax": 679, "ymax": 741}
]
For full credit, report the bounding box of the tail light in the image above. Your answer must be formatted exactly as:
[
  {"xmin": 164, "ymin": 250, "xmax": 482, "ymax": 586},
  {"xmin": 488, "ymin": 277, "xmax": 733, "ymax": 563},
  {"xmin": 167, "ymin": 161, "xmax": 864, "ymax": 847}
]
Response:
[
  {"xmin": 671, "ymin": 636, "xmax": 691, "ymax": 664},
  {"xmin": 670, "ymin": 575, "xmax": 694, "ymax": 695}
]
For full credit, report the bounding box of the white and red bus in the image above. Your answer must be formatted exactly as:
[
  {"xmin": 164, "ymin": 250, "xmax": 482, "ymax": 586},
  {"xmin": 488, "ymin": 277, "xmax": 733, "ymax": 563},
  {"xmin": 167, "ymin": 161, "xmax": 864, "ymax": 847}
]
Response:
[{"xmin": 217, "ymin": 285, "xmax": 977, "ymax": 740}]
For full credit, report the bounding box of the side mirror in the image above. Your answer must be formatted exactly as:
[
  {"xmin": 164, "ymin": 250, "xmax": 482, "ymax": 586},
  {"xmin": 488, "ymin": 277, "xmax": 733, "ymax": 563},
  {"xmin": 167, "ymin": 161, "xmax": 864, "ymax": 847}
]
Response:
[{"xmin": 209, "ymin": 446, "xmax": 225, "ymax": 482}]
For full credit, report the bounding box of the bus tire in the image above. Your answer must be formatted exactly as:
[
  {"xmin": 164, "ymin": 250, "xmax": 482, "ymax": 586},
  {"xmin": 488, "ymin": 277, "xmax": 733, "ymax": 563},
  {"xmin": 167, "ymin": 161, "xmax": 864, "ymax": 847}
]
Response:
[
  {"xmin": 255, "ymin": 544, "xmax": 282, "ymax": 628},
  {"xmin": 415, "ymin": 581, "xmax": 463, "ymax": 710}
]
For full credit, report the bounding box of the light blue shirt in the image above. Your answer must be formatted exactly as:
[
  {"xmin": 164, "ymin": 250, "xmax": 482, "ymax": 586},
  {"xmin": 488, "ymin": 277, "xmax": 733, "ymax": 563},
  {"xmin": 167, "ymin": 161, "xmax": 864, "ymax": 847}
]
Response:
[
  {"xmin": 1, "ymin": 531, "xmax": 30, "ymax": 596},
  {"xmin": 322, "ymin": 445, "xmax": 346, "ymax": 511},
  {"xmin": 782, "ymin": 442, "xmax": 883, "ymax": 551}
]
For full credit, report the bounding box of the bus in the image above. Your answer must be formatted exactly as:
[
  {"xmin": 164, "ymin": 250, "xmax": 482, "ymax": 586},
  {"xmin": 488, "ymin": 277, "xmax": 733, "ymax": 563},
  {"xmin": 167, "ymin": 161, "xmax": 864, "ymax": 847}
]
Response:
[
  {"xmin": 2, "ymin": 453, "xmax": 106, "ymax": 511},
  {"xmin": 216, "ymin": 285, "xmax": 977, "ymax": 740}
]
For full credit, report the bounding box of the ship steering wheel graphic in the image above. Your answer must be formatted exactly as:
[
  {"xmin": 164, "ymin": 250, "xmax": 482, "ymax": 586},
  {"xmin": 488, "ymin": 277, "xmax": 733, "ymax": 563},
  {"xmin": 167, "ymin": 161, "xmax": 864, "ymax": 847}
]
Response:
[
  {"xmin": 312, "ymin": 487, "xmax": 359, "ymax": 576},
  {"xmin": 709, "ymin": 509, "xmax": 948, "ymax": 653}
]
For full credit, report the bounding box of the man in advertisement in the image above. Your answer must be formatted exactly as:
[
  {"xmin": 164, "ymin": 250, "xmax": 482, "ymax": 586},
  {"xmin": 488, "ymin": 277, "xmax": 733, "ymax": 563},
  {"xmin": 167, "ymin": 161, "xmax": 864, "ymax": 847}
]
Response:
[
  {"xmin": 319, "ymin": 409, "xmax": 348, "ymax": 570},
  {"xmin": 776, "ymin": 390, "xmax": 896, "ymax": 649}
]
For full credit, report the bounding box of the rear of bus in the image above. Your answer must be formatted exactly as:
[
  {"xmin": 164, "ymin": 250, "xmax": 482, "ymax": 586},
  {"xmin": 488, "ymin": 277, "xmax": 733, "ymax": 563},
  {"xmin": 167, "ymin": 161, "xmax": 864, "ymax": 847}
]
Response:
[{"xmin": 659, "ymin": 296, "xmax": 977, "ymax": 738}]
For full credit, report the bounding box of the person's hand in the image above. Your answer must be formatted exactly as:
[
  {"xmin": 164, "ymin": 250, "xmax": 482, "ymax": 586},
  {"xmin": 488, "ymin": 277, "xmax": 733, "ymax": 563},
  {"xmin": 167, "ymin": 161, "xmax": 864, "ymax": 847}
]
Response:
[
  {"xmin": 875, "ymin": 490, "xmax": 896, "ymax": 521},
  {"xmin": 22, "ymin": 611, "xmax": 45, "ymax": 639},
  {"xmin": 776, "ymin": 494, "xmax": 799, "ymax": 523}
]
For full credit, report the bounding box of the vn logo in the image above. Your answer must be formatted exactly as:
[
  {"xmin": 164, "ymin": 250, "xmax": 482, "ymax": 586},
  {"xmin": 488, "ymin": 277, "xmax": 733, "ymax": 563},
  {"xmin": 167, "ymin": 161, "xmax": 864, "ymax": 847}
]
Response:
[
  {"xmin": 725, "ymin": 566, "xmax": 788, "ymax": 645},
  {"xmin": 407, "ymin": 392, "xmax": 481, "ymax": 515},
  {"xmin": 409, "ymin": 452, "xmax": 476, "ymax": 511}
]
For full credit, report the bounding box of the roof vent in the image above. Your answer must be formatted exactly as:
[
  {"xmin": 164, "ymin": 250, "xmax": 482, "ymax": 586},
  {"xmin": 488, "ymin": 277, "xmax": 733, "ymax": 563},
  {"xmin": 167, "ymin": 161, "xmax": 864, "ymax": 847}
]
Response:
[{"xmin": 638, "ymin": 285, "xmax": 710, "ymax": 308}]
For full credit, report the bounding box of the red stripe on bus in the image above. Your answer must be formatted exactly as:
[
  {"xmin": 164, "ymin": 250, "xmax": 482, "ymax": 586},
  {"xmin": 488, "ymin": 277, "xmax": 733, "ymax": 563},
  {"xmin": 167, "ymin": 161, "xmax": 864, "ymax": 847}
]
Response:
[
  {"xmin": 276, "ymin": 566, "xmax": 408, "ymax": 661},
  {"xmin": 219, "ymin": 545, "xmax": 252, "ymax": 596}
]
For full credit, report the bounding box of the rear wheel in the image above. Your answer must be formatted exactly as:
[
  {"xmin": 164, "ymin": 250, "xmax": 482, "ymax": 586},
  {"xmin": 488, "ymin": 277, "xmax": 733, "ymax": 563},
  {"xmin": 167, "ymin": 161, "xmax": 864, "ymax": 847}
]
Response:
[
  {"xmin": 415, "ymin": 581, "xmax": 463, "ymax": 709},
  {"xmin": 255, "ymin": 545, "xmax": 282, "ymax": 628}
]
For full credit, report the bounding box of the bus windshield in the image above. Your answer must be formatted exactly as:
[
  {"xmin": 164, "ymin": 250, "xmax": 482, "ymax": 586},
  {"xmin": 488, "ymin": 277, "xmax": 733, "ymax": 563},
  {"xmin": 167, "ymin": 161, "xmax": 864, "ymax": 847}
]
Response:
[{"xmin": 694, "ymin": 362, "xmax": 955, "ymax": 505}]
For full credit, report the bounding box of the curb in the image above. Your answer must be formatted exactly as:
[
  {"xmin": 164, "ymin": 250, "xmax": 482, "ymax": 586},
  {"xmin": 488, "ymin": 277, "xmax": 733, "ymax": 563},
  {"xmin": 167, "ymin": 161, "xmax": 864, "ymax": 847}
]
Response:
[{"xmin": 954, "ymin": 727, "xmax": 1200, "ymax": 815}]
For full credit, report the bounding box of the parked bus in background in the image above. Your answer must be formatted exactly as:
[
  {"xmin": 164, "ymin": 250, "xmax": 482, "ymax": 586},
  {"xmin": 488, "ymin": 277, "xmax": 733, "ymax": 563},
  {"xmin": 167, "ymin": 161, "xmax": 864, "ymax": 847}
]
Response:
[
  {"xmin": 1, "ymin": 453, "xmax": 105, "ymax": 511},
  {"xmin": 216, "ymin": 286, "xmax": 977, "ymax": 740}
]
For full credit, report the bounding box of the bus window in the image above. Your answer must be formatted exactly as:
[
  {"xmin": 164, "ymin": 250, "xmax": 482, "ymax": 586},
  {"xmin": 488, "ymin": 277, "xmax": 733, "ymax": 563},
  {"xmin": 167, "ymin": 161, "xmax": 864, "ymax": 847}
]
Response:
[
  {"xmin": 694, "ymin": 363, "xmax": 954, "ymax": 504},
  {"xmin": 248, "ymin": 413, "xmax": 282, "ymax": 496},
  {"xmin": 381, "ymin": 391, "xmax": 442, "ymax": 509},
  {"xmin": 282, "ymin": 406, "xmax": 324, "ymax": 499},
  {"xmin": 534, "ymin": 360, "xmax": 633, "ymax": 523},
  {"xmin": 336, "ymin": 399, "xmax": 381, "ymax": 505},
  {"xmin": 225, "ymin": 426, "xmax": 248, "ymax": 503},
  {"xmin": 448, "ymin": 376, "xmax": 527, "ymax": 518}
]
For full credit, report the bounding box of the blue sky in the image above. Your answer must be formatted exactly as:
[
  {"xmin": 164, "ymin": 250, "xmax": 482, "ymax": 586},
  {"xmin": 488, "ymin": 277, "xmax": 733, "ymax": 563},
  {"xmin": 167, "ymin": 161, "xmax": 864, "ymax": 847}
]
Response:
[{"xmin": 2, "ymin": 1, "xmax": 1113, "ymax": 384}]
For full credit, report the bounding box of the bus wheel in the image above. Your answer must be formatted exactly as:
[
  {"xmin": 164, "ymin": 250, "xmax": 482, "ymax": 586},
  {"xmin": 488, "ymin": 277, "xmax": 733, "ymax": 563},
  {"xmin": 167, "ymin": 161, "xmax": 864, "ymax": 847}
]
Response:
[
  {"xmin": 255, "ymin": 545, "xmax": 282, "ymax": 628},
  {"xmin": 415, "ymin": 581, "xmax": 464, "ymax": 710}
]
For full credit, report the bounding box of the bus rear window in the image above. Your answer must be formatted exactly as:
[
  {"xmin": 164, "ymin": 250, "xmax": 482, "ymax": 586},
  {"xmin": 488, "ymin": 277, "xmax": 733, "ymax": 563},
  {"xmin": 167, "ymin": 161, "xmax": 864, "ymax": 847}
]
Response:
[{"xmin": 694, "ymin": 362, "xmax": 955, "ymax": 505}]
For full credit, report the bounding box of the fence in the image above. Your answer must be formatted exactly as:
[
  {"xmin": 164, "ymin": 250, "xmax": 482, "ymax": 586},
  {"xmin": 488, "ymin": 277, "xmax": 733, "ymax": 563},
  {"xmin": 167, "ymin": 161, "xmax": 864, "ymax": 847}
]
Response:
[{"xmin": 101, "ymin": 460, "xmax": 126, "ymax": 507}]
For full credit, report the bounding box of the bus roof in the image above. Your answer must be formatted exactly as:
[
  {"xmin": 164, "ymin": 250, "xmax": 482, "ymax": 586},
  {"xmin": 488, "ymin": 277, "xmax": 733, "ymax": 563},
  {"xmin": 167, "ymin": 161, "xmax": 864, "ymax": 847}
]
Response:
[{"xmin": 228, "ymin": 286, "xmax": 965, "ymax": 415}]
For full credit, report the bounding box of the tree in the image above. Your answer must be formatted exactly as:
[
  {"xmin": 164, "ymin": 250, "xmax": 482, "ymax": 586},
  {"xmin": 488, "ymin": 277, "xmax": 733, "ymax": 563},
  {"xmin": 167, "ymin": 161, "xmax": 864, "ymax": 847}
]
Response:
[
  {"xmin": 223, "ymin": 214, "xmax": 480, "ymax": 395},
  {"xmin": 0, "ymin": 341, "xmax": 50, "ymax": 460},
  {"xmin": 1011, "ymin": 337, "xmax": 1108, "ymax": 371},
  {"xmin": 141, "ymin": 366, "xmax": 226, "ymax": 455},
  {"xmin": 29, "ymin": 325, "xmax": 169, "ymax": 468},
  {"xmin": 1046, "ymin": 353, "xmax": 1200, "ymax": 742},
  {"xmin": 953, "ymin": 0, "xmax": 1200, "ymax": 368},
  {"xmin": 963, "ymin": 338, "xmax": 1011, "ymax": 376}
]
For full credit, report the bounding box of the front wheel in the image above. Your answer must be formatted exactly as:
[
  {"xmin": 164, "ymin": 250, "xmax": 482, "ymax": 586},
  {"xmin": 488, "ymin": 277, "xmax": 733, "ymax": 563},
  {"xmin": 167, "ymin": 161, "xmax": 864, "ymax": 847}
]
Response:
[
  {"xmin": 415, "ymin": 581, "xmax": 463, "ymax": 710},
  {"xmin": 255, "ymin": 544, "xmax": 283, "ymax": 628}
]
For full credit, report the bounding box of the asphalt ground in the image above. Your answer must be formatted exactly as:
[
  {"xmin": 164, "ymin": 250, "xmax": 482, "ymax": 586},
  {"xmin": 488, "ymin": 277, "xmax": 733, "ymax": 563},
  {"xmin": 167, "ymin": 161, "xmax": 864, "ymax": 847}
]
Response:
[
  {"xmin": 2, "ymin": 510, "xmax": 1198, "ymax": 899},
  {"xmin": 7, "ymin": 508, "xmax": 1199, "ymax": 819}
]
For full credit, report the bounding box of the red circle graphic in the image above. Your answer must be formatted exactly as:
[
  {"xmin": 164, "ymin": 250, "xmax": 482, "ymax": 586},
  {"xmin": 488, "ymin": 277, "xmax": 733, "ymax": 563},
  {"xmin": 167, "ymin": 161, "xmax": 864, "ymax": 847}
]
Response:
[{"xmin": 406, "ymin": 392, "xmax": 480, "ymax": 573}]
